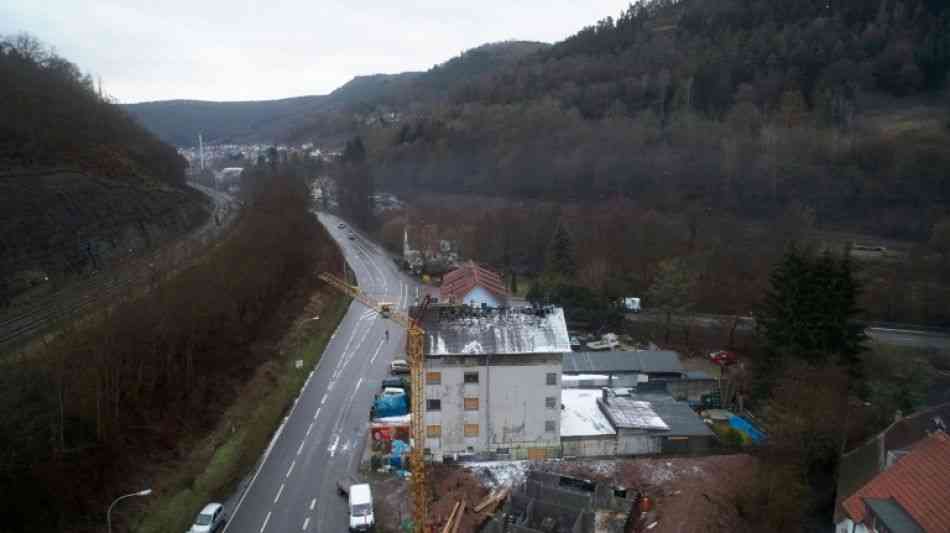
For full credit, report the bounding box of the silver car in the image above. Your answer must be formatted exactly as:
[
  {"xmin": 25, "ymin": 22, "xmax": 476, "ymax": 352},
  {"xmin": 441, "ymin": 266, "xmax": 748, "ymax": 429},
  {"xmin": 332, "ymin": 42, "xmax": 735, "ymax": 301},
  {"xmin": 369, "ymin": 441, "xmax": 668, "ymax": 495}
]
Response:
[{"xmin": 189, "ymin": 503, "xmax": 226, "ymax": 532}]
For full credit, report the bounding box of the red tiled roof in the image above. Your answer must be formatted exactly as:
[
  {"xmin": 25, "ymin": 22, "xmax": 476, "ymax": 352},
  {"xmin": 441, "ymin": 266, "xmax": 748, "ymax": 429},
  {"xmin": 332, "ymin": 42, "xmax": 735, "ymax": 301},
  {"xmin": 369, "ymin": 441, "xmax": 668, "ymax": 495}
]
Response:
[
  {"xmin": 842, "ymin": 431, "xmax": 950, "ymax": 532},
  {"xmin": 440, "ymin": 261, "xmax": 508, "ymax": 303}
]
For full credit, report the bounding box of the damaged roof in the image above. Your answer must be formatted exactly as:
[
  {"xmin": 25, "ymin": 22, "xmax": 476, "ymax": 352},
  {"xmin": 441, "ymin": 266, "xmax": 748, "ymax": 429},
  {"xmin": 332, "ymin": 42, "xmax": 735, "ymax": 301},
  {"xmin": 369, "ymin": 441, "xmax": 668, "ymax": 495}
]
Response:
[
  {"xmin": 422, "ymin": 305, "xmax": 571, "ymax": 356},
  {"xmin": 600, "ymin": 391, "xmax": 715, "ymax": 437},
  {"xmin": 562, "ymin": 351, "xmax": 684, "ymax": 376}
]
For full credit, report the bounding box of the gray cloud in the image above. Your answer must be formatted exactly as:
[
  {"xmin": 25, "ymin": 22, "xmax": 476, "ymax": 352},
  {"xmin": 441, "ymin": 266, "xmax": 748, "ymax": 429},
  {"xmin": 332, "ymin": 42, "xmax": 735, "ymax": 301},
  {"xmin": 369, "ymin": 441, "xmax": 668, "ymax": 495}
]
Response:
[{"xmin": 1, "ymin": 0, "xmax": 631, "ymax": 103}]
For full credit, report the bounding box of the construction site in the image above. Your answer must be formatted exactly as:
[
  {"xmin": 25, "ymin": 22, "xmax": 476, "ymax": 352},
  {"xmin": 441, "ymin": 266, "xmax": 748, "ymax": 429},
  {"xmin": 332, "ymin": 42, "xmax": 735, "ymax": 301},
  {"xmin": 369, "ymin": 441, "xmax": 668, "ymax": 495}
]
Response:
[{"xmin": 321, "ymin": 258, "xmax": 761, "ymax": 533}]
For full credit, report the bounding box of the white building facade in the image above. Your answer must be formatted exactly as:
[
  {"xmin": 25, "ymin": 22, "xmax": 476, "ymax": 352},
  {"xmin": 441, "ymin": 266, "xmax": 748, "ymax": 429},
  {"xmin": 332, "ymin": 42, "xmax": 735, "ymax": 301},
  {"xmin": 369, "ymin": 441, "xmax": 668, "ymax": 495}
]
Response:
[{"xmin": 421, "ymin": 306, "xmax": 571, "ymax": 461}]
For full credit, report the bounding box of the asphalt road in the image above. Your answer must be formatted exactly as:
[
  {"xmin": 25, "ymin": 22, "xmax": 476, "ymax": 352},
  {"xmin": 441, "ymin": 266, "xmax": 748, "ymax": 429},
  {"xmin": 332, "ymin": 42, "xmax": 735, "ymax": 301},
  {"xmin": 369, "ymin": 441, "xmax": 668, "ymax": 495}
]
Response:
[
  {"xmin": 626, "ymin": 312, "xmax": 950, "ymax": 352},
  {"xmin": 223, "ymin": 212, "xmax": 417, "ymax": 533}
]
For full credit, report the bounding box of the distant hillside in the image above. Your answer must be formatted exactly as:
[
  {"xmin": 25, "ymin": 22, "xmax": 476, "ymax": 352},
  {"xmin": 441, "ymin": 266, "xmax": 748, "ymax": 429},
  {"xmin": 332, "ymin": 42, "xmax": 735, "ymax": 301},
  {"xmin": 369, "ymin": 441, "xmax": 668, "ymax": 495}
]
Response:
[
  {"xmin": 124, "ymin": 95, "xmax": 329, "ymax": 147},
  {"xmin": 125, "ymin": 41, "xmax": 548, "ymax": 146}
]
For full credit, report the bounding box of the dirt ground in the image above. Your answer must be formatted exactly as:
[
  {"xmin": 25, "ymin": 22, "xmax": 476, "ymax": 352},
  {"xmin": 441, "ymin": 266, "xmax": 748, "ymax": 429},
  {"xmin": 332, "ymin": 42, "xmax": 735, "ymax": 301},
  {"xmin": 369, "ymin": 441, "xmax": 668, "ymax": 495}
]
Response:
[
  {"xmin": 374, "ymin": 455, "xmax": 757, "ymax": 533},
  {"xmin": 541, "ymin": 455, "xmax": 759, "ymax": 533}
]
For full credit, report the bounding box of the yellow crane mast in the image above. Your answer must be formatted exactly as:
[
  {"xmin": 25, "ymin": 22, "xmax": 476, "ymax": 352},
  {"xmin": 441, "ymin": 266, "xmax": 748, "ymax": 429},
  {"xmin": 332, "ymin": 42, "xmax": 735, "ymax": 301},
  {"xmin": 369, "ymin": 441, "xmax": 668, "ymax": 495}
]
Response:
[{"xmin": 318, "ymin": 272, "xmax": 429, "ymax": 533}]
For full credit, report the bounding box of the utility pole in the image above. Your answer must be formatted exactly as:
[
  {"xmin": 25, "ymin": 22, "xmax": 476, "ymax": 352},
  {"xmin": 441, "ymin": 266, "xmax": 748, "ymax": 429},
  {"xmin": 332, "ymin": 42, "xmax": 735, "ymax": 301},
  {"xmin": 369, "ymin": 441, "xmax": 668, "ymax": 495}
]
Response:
[{"xmin": 198, "ymin": 133, "xmax": 205, "ymax": 171}]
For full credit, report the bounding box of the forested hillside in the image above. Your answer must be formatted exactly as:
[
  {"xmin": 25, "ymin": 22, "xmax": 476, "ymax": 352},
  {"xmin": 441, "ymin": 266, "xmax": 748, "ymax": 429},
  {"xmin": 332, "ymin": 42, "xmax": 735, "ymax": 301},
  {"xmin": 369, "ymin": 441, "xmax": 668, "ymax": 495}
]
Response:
[
  {"xmin": 0, "ymin": 34, "xmax": 208, "ymax": 304},
  {"xmin": 366, "ymin": 0, "xmax": 950, "ymax": 239},
  {"xmin": 126, "ymin": 41, "xmax": 548, "ymax": 146},
  {"xmin": 1, "ymin": 34, "xmax": 187, "ymax": 184}
]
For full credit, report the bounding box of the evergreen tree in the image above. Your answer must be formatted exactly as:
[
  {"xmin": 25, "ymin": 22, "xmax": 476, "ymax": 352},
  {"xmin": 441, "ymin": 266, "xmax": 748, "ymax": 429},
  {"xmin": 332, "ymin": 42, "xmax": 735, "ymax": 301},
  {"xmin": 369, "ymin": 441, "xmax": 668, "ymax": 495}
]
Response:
[
  {"xmin": 545, "ymin": 221, "xmax": 577, "ymax": 279},
  {"xmin": 760, "ymin": 246, "xmax": 867, "ymax": 370}
]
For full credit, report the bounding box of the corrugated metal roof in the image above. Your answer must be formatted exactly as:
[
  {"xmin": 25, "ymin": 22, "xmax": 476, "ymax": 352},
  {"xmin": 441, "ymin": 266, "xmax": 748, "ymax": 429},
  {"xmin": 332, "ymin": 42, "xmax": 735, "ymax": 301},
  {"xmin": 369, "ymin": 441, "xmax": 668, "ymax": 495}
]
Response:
[
  {"xmin": 600, "ymin": 392, "xmax": 714, "ymax": 437},
  {"xmin": 422, "ymin": 305, "xmax": 571, "ymax": 356},
  {"xmin": 562, "ymin": 351, "xmax": 684, "ymax": 375}
]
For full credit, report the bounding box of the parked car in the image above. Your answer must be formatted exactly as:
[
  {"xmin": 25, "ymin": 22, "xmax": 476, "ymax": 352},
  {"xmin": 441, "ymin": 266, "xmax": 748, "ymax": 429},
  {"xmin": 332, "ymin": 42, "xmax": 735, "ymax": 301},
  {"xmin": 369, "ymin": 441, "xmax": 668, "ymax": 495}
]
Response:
[
  {"xmin": 188, "ymin": 503, "xmax": 226, "ymax": 533},
  {"xmin": 390, "ymin": 359, "xmax": 410, "ymax": 374},
  {"xmin": 709, "ymin": 350, "xmax": 738, "ymax": 366},
  {"xmin": 346, "ymin": 483, "xmax": 375, "ymax": 532},
  {"xmin": 381, "ymin": 377, "xmax": 408, "ymax": 390},
  {"xmin": 338, "ymin": 223, "xmax": 346, "ymax": 229}
]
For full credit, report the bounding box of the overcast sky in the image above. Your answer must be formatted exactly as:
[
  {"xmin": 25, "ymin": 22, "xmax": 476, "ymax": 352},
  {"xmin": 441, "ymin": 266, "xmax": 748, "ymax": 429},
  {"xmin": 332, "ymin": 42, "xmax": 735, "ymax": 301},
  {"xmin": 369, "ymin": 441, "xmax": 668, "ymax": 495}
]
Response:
[{"xmin": 1, "ymin": 1, "xmax": 631, "ymax": 104}]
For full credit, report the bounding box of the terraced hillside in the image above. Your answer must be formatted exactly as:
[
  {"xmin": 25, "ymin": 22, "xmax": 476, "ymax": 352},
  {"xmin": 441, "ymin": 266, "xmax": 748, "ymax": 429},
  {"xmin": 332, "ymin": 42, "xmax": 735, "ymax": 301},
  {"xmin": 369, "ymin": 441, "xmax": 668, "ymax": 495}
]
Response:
[{"xmin": 0, "ymin": 169, "xmax": 210, "ymax": 307}]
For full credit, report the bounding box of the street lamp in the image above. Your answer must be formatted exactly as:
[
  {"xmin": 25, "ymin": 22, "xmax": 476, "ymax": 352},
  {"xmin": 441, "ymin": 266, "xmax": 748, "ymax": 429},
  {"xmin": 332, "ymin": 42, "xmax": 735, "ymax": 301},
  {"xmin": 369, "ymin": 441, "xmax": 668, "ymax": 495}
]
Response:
[{"xmin": 108, "ymin": 488, "xmax": 152, "ymax": 533}]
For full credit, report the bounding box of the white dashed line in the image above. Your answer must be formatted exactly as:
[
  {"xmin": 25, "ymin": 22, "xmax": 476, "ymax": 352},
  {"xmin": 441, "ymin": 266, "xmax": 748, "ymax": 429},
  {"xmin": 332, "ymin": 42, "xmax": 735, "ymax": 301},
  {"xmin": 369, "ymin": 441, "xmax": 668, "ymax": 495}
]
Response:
[
  {"xmin": 297, "ymin": 440, "xmax": 305, "ymax": 456},
  {"xmin": 306, "ymin": 422, "xmax": 314, "ymax": 436},
  {"xmin": 310, "ymin": 498, "xmax": 316, "ymax": 511},
  {"xmin": 286, "ymin": 460, "xmax": 295, "ymax": 478},
  {"xmin": 320, "ymin": 393, "xmax": 328, "ymax": 405},
  {"xmin": 313, "ymin": 407, "xmax": 321, "ymax": 420},
  {"xmin": 274, "ymin": 483, "xmax": 284, "ymax": 503},
  {"xmin": 260, "ymin": 511, "xmax": 271, "ymax": 533},
  {"xmin": 303, "ymin": 517, "xmax": 310, "ymax": 530}
]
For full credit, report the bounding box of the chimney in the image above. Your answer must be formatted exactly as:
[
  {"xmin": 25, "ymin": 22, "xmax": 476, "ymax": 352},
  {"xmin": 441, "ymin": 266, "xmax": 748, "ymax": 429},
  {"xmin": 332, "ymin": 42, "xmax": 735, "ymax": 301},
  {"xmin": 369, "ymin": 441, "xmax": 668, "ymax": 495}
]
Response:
[{"xmin": 601, "ymin": 387, "xmax": 610, "ymax": 405}]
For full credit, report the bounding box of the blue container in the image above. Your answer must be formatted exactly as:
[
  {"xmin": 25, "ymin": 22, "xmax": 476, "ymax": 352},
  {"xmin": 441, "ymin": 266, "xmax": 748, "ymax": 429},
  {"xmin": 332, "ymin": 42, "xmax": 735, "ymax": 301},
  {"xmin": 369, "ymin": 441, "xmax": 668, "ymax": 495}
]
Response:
[{"xmin": 729, "ymin": 415, "xmax": 766, "ymax": 444}]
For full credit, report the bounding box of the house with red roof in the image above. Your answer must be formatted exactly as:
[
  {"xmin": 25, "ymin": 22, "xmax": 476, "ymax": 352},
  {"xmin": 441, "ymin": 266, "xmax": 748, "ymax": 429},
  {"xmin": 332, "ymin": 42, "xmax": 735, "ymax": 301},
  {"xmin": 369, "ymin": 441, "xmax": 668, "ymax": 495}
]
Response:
[
  {"xmin": 440, "ymin": 261, "xmax": 509, "ymax": 307},
  {"xmin": 836, "ymin": 431, "xmax": 950, "ymax": 533}
]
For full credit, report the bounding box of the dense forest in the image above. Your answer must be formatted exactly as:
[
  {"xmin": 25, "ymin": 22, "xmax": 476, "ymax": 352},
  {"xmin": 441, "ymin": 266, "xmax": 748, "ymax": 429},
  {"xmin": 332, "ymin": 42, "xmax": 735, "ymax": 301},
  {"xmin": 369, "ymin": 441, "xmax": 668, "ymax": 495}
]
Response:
[
  {"xmin": 0, "ymin": 34, "xmax": 187, "ymax": 185},
  {"xmin": 366, "ymin": 0, "xmax": 950, "ymax": 239}
]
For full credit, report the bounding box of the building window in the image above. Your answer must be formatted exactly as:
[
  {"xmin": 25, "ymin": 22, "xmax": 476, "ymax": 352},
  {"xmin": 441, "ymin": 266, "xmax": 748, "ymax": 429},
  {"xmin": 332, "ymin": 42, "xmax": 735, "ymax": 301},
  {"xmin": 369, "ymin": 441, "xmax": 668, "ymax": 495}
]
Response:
[
  {"xmin": 427, "ymin": 425, "xmax": 441, "ymax": 438},
  {"xmin": 426, "ymin": 371, "xmax": 441, "ymax": 385},
  {"xmin": 545, "ymin": 420, "xmax": 556, "ymax": 432},
  {"xmin": 464, "ymin": 424, "xmax": 479, "ymax": 437},
  {"xmin": 546, "ymin": 372, "xmax": 557, "ymax": 386},
  {"xmin": 464, "ymin": 371, "xmax": 479, "ymax": 384},
  {"xmin": 464, "ymin": 397, "xmax": 479, "ymax": 411},
  {"xmin": 426, "ymin": 399, "xmax": 441, "ymax": 411},
  {"xmin": 545, "ymin": 396, "xmax": 557, "ymax": 409}
]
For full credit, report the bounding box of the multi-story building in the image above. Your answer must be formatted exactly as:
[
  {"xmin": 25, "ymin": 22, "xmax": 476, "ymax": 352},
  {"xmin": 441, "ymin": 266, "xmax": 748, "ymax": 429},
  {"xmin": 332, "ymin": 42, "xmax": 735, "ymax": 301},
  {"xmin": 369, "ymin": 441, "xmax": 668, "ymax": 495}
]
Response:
[{"xmin": 420, "ymin": 304, "xmax": 572, "ymax": 461}]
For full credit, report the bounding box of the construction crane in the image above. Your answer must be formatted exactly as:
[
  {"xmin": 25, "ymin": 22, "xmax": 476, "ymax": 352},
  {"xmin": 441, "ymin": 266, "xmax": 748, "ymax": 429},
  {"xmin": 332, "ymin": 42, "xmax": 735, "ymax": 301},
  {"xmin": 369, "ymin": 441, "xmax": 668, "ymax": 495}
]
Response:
[{"xmin": 318, "ymin": 271, "xmax": 429, "ymax": 533}]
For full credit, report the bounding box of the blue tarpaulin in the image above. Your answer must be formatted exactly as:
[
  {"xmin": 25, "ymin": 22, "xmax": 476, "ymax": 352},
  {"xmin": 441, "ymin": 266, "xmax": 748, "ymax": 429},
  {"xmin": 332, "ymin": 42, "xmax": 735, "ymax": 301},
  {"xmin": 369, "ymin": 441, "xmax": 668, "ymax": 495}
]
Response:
[
  {"xmin": 729, "ymin": 415, "xmax": 765, "ymax": 444},
  {"xmin": 389, "ymin": 439, "xmax": 409, "ymax": 468},
  {"xmin": 373, "ymin": 393, "xmax": 409, "ymax": 419}
]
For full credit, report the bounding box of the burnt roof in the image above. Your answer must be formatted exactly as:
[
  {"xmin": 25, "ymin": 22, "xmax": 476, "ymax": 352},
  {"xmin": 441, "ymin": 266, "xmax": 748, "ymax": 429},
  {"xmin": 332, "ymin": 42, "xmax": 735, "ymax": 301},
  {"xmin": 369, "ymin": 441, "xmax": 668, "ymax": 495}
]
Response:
[{"xmin": 421, "ymin": 304, "xmax": 571, "ymax": 356}]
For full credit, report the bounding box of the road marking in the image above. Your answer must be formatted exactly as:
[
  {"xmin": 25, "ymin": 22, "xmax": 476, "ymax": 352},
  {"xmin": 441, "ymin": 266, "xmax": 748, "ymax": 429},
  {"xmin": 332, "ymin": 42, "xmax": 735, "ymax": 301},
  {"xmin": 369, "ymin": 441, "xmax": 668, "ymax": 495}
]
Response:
[
  {"xmin": 286, "ymin": 460, "xmax": 295, "ymax": 478},
  {"xmin": 310, "ymin": 498, "xmax": 316, "ymax": 511},
  {"xmin": 328, "ymin": 434, "xmax": 340, "ymax": 457},
  {"xmin": 314, "ymin": 407, "xmax": 321, "ymax": 420},
  {"xmin": 353, "ymin": 377, "xmax": 363, "ymax": 394},
  {"xmin": 260, "ymin": 511, "xmax": 271, "ymax": 533},
  {"xmin": 274, "ymin": 483, "xmax": 284, "ymax": 503},
  {"xmin": 303, "ymin": 517, "xmax": 310, "ymax": 530},
  {"xmin": 297, "ymin": 440, "xmax": 305, "ymax": 455},
  {"xmin": 306, "ymin": 422, "xmax": 313, "ymax": 436},
  {"xmin": 369, "ymin": 339, "xmax": 384, "ymax": 365},
  {"xmin": 321, "ymin": 393, "xmax": 328, "ymax": 405}
]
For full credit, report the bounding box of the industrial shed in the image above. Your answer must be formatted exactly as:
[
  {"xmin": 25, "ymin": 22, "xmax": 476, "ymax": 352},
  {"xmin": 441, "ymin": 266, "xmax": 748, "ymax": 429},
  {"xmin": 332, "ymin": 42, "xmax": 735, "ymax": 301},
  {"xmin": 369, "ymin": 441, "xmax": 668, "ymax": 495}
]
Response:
[
  {"xmin": 562, "ymin": 351, "xmax": 685, "ymax": 381},
  {"xmin": 560, "ymin": 389, "xmax": 617, "ymax": 458},
  {"xmin": 597, "ymin": 390, "xmax": 717, "ymax": 455}
]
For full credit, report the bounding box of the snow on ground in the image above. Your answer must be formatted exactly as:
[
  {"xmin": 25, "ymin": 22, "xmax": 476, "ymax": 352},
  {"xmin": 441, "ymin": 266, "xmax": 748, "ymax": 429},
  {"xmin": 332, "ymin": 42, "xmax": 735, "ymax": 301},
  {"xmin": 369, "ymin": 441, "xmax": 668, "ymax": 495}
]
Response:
[{"xmin": 463, "ymin": 460, "xmax": 530, "ymax": 488}]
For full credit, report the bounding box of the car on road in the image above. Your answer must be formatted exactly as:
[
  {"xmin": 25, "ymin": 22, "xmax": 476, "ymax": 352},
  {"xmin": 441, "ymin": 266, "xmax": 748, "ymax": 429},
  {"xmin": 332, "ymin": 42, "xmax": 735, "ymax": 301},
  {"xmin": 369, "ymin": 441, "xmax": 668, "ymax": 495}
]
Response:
[
  {"xmin": 348, "ymin": 233, "xmax": 356, "ymax": 240},
  {"xmin": 338, "ymin": 223, "xmax": 346, "ymax": 229},
  {"xmin": 188, "ymin": 502, "xmax": 226, "ymax": 532},
  {"xmin": 390, "ymin": 359, "xmax": 410, "ymax": 374},
  {"xmin": 709, "ymin": 350, "xmax": 738, "ymax": 366}
]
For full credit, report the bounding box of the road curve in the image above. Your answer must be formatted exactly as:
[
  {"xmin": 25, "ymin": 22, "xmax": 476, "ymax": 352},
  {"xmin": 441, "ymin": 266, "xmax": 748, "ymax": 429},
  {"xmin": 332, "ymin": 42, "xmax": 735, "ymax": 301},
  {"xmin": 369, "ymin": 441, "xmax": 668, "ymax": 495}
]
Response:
[{"xmin": 223, "ymin": 212, "xmax": 417, "ymax": 533}]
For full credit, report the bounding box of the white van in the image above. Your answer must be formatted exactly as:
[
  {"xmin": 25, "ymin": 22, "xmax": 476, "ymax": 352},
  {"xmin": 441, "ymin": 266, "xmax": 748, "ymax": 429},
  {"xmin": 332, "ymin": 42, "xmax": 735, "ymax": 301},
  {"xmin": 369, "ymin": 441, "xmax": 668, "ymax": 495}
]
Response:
[{"xmin": 347, "ymin": 483, "xmax": 375, "ymax": 531}]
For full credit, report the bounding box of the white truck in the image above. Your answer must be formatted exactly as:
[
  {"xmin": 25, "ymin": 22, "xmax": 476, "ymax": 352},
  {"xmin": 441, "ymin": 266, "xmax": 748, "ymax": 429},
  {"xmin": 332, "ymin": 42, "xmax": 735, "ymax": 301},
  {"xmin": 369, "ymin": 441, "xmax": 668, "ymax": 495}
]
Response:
[{"xmin": 337, "ymin": 478, "xmax": 375, "ymax": 532}]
